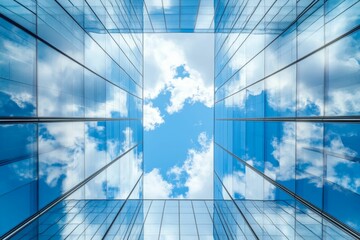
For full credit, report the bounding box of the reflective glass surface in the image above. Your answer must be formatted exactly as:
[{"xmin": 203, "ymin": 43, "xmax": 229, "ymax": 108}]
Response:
[
  {"xmin": 214, "ymin": 0, "xmax": 360, "ymax": 237},
  {"xmin": 0, "ymin": 0, "xmax": 359, "ymax": 239},
  {"xmin": 0, "ymin": 0, "xmax": 143, "ymax": 237}
]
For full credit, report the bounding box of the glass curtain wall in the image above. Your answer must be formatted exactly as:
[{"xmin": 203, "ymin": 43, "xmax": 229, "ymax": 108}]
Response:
[
  {"xmin": 214, "ymin": 0, "xmax": 360, "ymax": 238},
  {"xmin": 0, "ymin": 0, "xmax": 143, "ymax": 237}
]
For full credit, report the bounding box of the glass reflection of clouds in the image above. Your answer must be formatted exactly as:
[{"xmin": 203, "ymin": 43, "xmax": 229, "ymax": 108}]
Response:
[
  {"xmin": 39, "ymin": 122, "xmax": 85, "ymax": 208},
  {"xmin": 0, "ymin": 18, "xmax": 36, "ymax": 117},
  {"xmin": 0, "ymin": 124, "xmax": 37, "ymax": 236},
  {"xmin": 0, "ymin": 0, "xmax": 143, "ymax": 237},
  {"xmin": 215, "ymin": 0, "xmax": 360, "ymax": 237},
  {"xmin": 0, "ymin": 0, "xmax": 359, "ymax": 239}
]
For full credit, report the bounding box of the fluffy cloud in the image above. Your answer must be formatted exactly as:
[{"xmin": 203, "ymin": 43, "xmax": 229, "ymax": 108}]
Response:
[
  {"xmin": 168, "ymin": 132, "xmax": 213, "ymax": 199},
  {"xmin": 144, "ymin": 102, "xmax": 164, "ymax": 131},
  {"xmin": 0, "ymin": 39, "xmax": 36, "ymax": 114},
  {"xmin": 143, "ymin": 132, "xmax": 214, "ymax": 199},
  {"xmin": 145, "ymin": 0, "xmax": 176, "ymax": 13},
  {"xmin": 166, "ymin": 68, "xmax": 213, "ymax": 114},
  {"xmin": 222, "ymin": 167, "xmax": 275, "ymax": 201},
  {"xmin": 144, "ymin": 168, "xmax": 174, "ymax": 199},
  {"xmin": 37, "ymin": 120, "xmax": 143, "ymax": 202},
  {"xmin": 144, "ymin": 34, "xmax": 214, "ymax": 116}
]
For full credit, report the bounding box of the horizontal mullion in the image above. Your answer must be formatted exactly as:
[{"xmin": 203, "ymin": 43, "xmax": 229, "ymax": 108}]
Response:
[
  {"xmin": 215, "ymin": 117, "xmax": 360, "ymax": 123},
  {"xmin": 214, "ymin": 142, "xmax": 360, "ymax": 240},
  {"xmin": 0, "ymin": 117, "xmax": 142, "ymax": 124}
]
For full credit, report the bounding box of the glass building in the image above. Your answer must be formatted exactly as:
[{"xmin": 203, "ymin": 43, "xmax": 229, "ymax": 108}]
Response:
[{"xmin": 0, "ymin": 0, "xmax": 359, "ymax": 239}]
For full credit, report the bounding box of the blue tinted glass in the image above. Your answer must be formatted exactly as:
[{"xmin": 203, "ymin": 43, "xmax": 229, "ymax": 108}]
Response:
[
  {"xmin": 245, "ymin": 121, "xmax": 264, "ymax": 172},
  {"xmin": 326, "ymin": 30, "xmax": 360, "ymax": 116},
  {"xmin": 0, "ymin": 123, "xmax": 37, "ymax": 236},
  {"xmin": 84, "ymin": 70, "xmax": 106, "ymax": 118},
  {"xmin": 38, "ymin": 42, "xmax": 84, "ymax": 117},
  {"xmin": 0, "ymin": 18, "xmax": 36, "ymax": 117},
  {"xmin": 324, "ymin": 123, "xmax": 360, "ymax": 232},
  {"xmin": 265, "ymin": 65, "xmax": 296, "ymax": 117},
  {"xmin": 296, "ymin": 122, "xmax": 324, "ymax": 209},
  {"xmin": 265, "ymin": 122, "xmax": 295, "ymax": 191},
  {"xmin": 246, "ymin": 81, "xmax": 264, "ymax": 118},
  {"xmin": 297, "ymin": 0, "xmax": 324, "ymax": 58},
  {"xmin": 0, "ymin": 1, "xmax": 36, "ymax": 33},
  {"xmin": 39, "ymin": 122, "xmax": 85, "ymax": 208},
  {"xmin": 37, "ymin": 0, "xmax": 84, "ymax": 63},
  {"xmin": 325, "ymin": 0, "xmax": 360, "ymax": 43},
  {"xmin": 297, "ymin": 50, "xmax": 324, "ymax": 116},
  {"xmin": 85, "ymin": 121, "xmax": 106, "ymax": 177}
]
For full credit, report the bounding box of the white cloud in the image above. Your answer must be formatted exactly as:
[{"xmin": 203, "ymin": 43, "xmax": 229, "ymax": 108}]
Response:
[
  {"xmin": 37, "ymin": 120, "xmax": 143, "ymax": 202},
  {"xmin": 144, "ymin": 34, "xmax": 214, "ymax": 115},
  {"xmin": 144, "ymin": 102, "xmax": 164, "ymax": 131},
  {"xmin": 265, "ymin": 122, "xmax": 296, "ymax": 182},
  {"xmin": 168, "ymin": 132, "xmax": 214, "ymax": 199},
  {"xmin": 222, "ymin": 166, "xmax": 275, "ymax": 201},
  {"xmin": 144, "ymin": 168, "xmax": 174, "ymax": 199},
  {"xmin": 0, "ymin": 39, "xmax": 36, "ymax": 113},
  {"xmin": 144, "ymin": 0, "xmax": 176, "ymax": 13},
  {"xmin": 143, "ymin": 132, "xmax": 214, "ymax": 199},
  {"xmin": 38, "ymin": 122, "xmax": 85, "ymax": 194},
  {"xmin": 166, "ymin": 69, "xmax": 213, "ymax": 114}
]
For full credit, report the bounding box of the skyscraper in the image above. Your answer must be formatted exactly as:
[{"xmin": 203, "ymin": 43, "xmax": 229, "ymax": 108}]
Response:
[{"xmin": 0, "ymin": 0, "xmax": 359, "ymax": 239}]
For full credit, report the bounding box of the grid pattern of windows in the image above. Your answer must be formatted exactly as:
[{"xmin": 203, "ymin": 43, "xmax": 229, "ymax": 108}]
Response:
[
  {"xmin": 214, "ymin": 0, "xmax": 360, "ymax": 238},
  {"xmin": 143, "ymin": 0, "xmax": 214, "ymax": 32},
  {"xmin": 0, "ymin": 0, "xmax": 143, "ymax": 237},
  {"xmin": 11, "ymin": 199, "xmax": 354, "ymax": 239},
  {"xmin": 0, "ymin": 0, "xmax": 359, "ymax": 239}
]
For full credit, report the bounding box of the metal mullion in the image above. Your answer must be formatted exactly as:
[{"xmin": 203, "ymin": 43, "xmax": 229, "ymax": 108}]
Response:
[
  {"xmin": 0, "ymin": 11, "xmax": 141, "ymax": 100},
  {"xmin": 214, "ymin": 172, "xmax": 259, "ymax": 239},
  {"xmin": 101, "ymin": 173, "xmax": 144, "ymax": 239},
  {"xmin": 161, "ymin": 0, "xmax": 167, "ymax": 31},
  {"xmin": 157, "ymin": 200, "xmax": 166, "ymax": 240},
  {"xmin": 191, "ymin": 201, "xmax": 200, "ymax": 239},
  {"xmin": 137, "ymin": 200, "xmax": 153, "ymax": 240},
  {"xmin": 143, "ymin": 1, "xmax": 155, "ymax": 32},
  {"xmin": 204, "ymin": 200, "xmax": 222, "ymax": 239},
  {"xmin": 214, "ymin": 1, "xmax": 323, "ymax": 93},
  {"xmin": 223, "ymin": 200, "xmax": 246, "ymax": 237},
  {"xmin": 82, "ymin": 0, "xmax": 143, "ymax": 79},
  {"xmin": 214, "ymin": 0, "xmax": 272, "ymax": 81},
  {"xmin": 215, "ymin": 117, "xmax": 360, "ymax": 123},
  {"xmin": 215, "ymin": 20, "xmax": 359, "ymax": 102},
  {"xmin": 2, "ymin": 144, "xmax": 140, "ymax": 240},
  {"xmin": 55, "ymin": 0, "xmax": 142, "ymax": 87},
  {"xmin": 214, "ymin": 0, "xmax": 248, "ymax": 58},
  {"xmin": 213, "ymin": 200, "xmax": 235, "ymax": 240},
  {"xmin": 194, "ymin": 0, "xmax": 202, "ymax": 31},
  {"xmin": 108, "ymin": 0, "xmax": 143, "ymax": 58},
  {"xmin": 122, "ymin": 200, "xmax": 143, "ymax": 239},
  {"xmin": 215, "ymin": 142, "xmax": 360, "ymax": 239},
  {"xmin": 101, "ymin": 0, "xmax": 142, "ymax": 58}
]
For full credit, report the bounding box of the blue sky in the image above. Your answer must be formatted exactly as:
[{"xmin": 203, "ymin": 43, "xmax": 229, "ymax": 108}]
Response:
[{"xmin": 143, "ymin": 33, "xmax": 214, "ymax": 199}]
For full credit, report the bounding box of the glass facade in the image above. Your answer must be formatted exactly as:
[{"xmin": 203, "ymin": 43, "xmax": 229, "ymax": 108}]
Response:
[
  {"xmin": 0, "ymin": 0, "xmax": 359, "ymax": 239},
  {"xmin": 214, "ymin": 0, "xmax": 360, "ymax": 239},
  {"xmin": 0, "ymin": 0, "xmax": 143, "ymax": 237}
]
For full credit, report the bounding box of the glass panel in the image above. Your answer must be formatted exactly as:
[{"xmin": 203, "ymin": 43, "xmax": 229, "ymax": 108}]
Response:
[
  {"xmin": 0, "ymin": 123, "xmax": 37, "ymax": 236},
  {"xmin": 84, "ymin": 70, "xmax": 106, "ymax": 118},
  {"xmin": 265, "ymin": 65, "xmax": 296, "ymax": 117},
  {"xmin": 324, "ymin": 123, "xmax": 360, "ymax": 233},
  {"xmin": 38, "ymin": 42, "xmax": 84, "ymax": 117},
  {"xmin": 326, "ymin": 30, "xmax": 360, "ymax": 116},
  {"xmin": 265, "ymin": 122, "xmax": 295, "ymax": 191},
  {"xmin": 39, "ymin": 122, "xmax": 85, "ymax": 208},
  {"xmin": 0, "ymin": 18, "xmax": 36, "ymax": 117},
  {"xmin": 297, "ymin": 50, "xmax": 324, "ymax": 116},
  {"xmin": 296, "ymin": 122, "xmax": 324, "ymax": 209}
]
